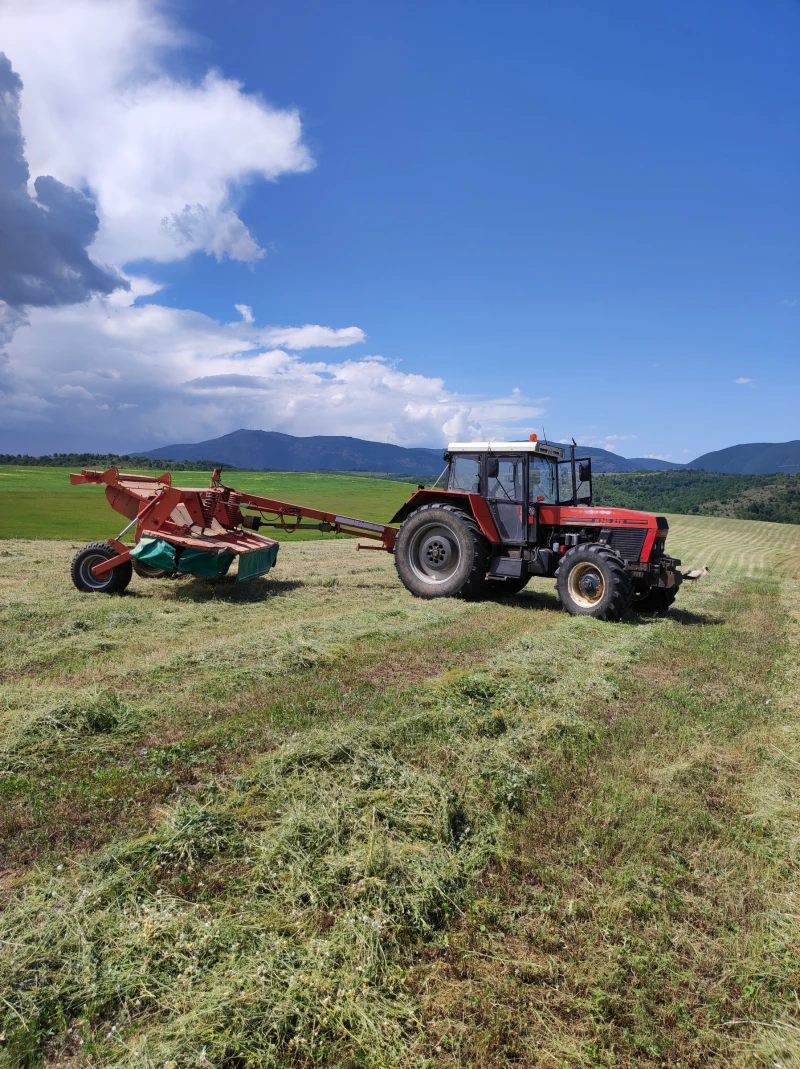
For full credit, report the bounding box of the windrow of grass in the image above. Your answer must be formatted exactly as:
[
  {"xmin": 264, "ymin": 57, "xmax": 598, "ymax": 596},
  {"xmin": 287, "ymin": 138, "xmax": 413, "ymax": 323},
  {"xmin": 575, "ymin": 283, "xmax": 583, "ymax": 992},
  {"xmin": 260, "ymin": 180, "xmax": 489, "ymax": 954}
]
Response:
[{"xmin": 2, "ymin": 548, "xmax": 800, "ymax": 1066}]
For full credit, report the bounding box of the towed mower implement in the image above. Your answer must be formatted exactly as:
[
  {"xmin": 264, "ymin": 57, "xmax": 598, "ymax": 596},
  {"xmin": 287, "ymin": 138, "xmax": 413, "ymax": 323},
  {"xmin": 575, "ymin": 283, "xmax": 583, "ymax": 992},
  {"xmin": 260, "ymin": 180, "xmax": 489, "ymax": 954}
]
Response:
[{"xmin": 69, "ymin": 467, "xmax": 397, "ymax": 593}]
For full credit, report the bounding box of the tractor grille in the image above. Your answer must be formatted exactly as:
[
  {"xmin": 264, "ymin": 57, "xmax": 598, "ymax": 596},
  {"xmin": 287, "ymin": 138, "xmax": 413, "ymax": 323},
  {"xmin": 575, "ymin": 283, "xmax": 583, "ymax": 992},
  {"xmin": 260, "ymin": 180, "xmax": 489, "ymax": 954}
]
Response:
[{"xmin": 605, "ymin": 527, "xmax": 647, "ymax": 562}]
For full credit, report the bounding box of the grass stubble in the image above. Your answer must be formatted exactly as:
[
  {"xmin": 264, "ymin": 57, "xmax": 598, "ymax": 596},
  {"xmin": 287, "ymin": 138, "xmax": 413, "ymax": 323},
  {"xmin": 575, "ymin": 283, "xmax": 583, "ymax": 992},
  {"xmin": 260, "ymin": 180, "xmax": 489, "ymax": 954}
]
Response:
[{"xmin": 0, "ymin": 531, "xmax": 798, "ymax": 1067}]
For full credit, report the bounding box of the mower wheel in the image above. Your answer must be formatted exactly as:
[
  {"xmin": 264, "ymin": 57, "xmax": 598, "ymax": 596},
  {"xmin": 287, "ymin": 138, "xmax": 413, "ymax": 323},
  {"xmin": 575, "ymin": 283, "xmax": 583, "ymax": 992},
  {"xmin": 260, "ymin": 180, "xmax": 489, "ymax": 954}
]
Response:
[
  {"xmin": 395, "ymin": 504, "xmax": 489, "ymax": 599},
  {"xmin": 555, "ymin": 544, "xmax": 633, "ymax": 621},
  {"xmin": 71, "ymin": 542, "xmax": 133, "ymax": 594},
  {"xmin": 632, "ymin": 587, "xmax": 678, "ymax": 614}
]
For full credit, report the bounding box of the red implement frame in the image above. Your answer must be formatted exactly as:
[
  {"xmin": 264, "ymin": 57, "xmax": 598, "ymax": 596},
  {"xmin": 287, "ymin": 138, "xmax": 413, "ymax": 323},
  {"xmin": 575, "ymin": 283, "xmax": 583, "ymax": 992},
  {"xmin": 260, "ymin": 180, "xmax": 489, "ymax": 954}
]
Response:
[{"xmin": 70, "ymin": 467, "xmax": 398, "ymax": 578}]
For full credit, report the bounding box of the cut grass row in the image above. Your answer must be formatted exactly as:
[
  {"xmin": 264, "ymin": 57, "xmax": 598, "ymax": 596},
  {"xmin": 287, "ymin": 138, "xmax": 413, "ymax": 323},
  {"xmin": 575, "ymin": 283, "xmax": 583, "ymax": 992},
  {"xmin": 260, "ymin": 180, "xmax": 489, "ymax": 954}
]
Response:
[{"xmin": 2, "ymin": 528, "xmax": 800, "ymax": 1066}]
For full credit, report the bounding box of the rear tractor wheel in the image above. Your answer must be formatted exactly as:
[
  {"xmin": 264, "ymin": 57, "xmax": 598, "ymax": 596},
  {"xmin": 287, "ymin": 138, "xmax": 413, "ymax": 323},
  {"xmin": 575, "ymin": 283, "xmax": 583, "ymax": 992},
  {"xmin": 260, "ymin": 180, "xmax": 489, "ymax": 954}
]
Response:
[
  {"xmin": 70, "ymin": 542, "xmax": 132, "ymax": 594},
  {"xmin": 632, "ymin": 587, "xmax": 677, "ymax": 615},
  {"xmin": 555, "ymin": 544, "xmax": 633, "ymax": 621},
  {"xmin": 394, "ymin": 504, "xmax": 489, "ymax": 599}
]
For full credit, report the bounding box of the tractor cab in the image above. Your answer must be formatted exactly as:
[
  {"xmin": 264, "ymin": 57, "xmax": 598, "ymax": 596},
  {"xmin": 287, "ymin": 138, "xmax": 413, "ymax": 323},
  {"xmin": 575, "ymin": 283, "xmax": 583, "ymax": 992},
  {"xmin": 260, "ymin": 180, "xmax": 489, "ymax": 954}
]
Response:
[
  {"xmin": 443, "ymin": 438, "xmax": 593, "ymax": 544},
  {"xmin": 390, "ymin": 435, "xmax": 683, "ymax": 619}
]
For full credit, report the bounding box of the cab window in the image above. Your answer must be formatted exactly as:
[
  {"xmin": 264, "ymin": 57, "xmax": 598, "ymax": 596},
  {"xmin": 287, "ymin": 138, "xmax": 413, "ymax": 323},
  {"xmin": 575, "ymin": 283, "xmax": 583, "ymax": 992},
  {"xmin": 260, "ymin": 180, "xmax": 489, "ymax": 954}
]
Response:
[
  {"xmin": 529, "ymin": 457, "xmax": 557, "ymax": 503},
  {"xmin": 557, "ymin": 462, "xmax": 574, "ymax": 504},
  {"xmin": 487, "ymin": 458, "xmax": 522, "ymax": 500},
  {"xmin": 448, "ymin": 455, "xmax": 481, "ymax": 493}
]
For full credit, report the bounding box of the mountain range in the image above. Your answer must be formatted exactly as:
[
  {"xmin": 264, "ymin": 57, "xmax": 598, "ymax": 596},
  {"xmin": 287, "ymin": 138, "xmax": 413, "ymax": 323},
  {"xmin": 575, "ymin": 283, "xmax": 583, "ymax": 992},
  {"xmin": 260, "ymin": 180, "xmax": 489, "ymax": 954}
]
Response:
[{"xmin": 140, "ymin": 429, "xmax": 800, "ymax": 476}]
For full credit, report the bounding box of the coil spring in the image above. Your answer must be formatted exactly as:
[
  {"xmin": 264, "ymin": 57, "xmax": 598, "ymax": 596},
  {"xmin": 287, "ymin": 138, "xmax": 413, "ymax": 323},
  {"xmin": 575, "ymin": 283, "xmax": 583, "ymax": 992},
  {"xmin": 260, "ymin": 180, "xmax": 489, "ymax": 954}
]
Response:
[{"xmin": 201, "ymin": 489, "xmax": 217, "ymax": 528}]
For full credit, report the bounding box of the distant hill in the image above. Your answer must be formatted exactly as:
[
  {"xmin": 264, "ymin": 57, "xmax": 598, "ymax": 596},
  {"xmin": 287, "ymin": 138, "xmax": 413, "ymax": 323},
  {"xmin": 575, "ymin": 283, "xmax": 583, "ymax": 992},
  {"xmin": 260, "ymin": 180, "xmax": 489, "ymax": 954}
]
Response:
[
  {"xmin": 594, "ymin": 469, "xmax": 800, "ymax": 525},
  {"xmin": 139, "ymin": 429, "xmax": 682, "ymax": 475},
  {"xmin": 689, "ymin": 441, "xmax": 800, "ymax": 475},
  {"xmin": 141, "ymin": 429, "xmax": 447, "ymax": 476},
  {"xmin": 564, "ymin": 448, "xmax": 682, "ymax": 473}
]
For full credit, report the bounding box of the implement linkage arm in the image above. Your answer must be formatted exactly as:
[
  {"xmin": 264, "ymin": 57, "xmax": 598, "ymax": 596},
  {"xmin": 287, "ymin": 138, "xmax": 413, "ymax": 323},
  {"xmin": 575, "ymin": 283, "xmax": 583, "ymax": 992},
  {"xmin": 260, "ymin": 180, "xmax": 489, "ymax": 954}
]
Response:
[{"xmin": 229, "ymin": 488, "xmax": 397, "ymax": 551}]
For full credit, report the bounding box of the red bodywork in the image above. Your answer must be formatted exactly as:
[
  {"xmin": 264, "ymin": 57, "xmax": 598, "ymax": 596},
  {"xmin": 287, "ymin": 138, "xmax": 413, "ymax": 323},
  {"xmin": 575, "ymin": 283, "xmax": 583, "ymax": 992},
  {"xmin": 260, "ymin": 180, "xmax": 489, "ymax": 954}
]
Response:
[
  {"xmin": 391, "ymin": 490, "xmax": 666, "ymax": 562},
  {"xmin": 71, "ymin": 468, "xmax": 398, "ymax": 578}
]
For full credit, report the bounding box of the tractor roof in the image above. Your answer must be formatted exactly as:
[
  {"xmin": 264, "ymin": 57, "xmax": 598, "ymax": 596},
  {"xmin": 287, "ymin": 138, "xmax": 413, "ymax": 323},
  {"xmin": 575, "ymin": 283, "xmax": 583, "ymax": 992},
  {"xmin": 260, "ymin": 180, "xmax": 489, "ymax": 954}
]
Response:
[{"xmin": 447, "ymin": 440, "xmax": 566, "ymax": 459}]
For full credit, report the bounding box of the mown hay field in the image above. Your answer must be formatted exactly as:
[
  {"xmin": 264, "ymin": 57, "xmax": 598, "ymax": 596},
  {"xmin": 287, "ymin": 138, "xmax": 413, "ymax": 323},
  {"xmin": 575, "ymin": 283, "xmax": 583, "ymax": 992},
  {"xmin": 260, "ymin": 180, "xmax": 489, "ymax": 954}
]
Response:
[{"xmin": 1, "ymin": 500, "xmax": 800, "ymax": 1068}]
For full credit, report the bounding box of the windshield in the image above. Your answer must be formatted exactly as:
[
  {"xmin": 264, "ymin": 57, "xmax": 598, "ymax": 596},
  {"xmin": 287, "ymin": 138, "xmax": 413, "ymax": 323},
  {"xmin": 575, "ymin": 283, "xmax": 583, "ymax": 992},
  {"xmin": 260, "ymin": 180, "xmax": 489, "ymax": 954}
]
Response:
[
  {"xmin": 448, "ymin": 455, "xmax": 481, "ymax": 493},
  {"xmin": 529, "ymin": 457, "xmax": 557, "ymax": 503}
]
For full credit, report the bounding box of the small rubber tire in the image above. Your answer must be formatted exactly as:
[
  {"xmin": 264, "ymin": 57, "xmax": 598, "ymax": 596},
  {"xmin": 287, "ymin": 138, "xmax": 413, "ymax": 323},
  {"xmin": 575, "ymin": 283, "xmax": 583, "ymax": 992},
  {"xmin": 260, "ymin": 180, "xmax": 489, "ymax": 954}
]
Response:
[
  {"xmin": 395, "ymin": 504, "xmax": 490, "ymax": 599},
  {"xmin": 555, "ymin": 544, "xmax": 633, "ymax": 621},
  {"xmin": 632, "ymin": 587, "xmax": 678, "ymax": 614},
  {"xmin": 486, "ymin": 575, "xmax": 530, "ymax": 597},
  {"xmin": 71, "ymin": 542, "xmax": 133, "ymax": 594},
  {"xmin": 132, "ymin": 560, "xmax": 174, "ymax": 579}
]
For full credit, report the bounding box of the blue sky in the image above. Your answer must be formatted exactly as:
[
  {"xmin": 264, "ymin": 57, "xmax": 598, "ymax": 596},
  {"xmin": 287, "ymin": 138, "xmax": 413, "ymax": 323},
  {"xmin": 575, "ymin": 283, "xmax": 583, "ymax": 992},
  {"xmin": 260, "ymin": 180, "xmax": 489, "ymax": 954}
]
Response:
[{"xmin": 1, "ymin": 0, "xmax": 797, "ymax": 460}]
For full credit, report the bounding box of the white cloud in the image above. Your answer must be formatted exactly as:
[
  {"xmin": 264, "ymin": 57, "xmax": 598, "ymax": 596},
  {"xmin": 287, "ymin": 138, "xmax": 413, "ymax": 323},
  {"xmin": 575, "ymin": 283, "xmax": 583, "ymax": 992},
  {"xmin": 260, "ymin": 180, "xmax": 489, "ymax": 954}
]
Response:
[
  {"xmin": 261, "ymin": 325, "xmax": 367, "ymax": 350},
  {"xmin": 53, "ymin": 384, "xmax": 93, "ymax": 399},
  {"xmin": 643, "ymin": 453, "xmax": 673, "ymax": 461},
  {"xmin": 2, "ymin": 0, "xmax": 313, "ymax": 266},
  {"xmin": 0, "ymin": 299, "xmax": 545, "ymax": 451},
  {"xmin": 234, "ymin": 304, "xmax": 255, "ymax": 325},
  {"xmin": 734, "ymin": 376, "xmax": 753, "ymax": 385}
]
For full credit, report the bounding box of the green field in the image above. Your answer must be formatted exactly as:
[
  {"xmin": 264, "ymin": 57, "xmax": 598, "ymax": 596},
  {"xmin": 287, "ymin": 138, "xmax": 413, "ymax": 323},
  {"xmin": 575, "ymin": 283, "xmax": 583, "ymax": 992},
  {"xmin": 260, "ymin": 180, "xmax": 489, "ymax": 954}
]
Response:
[
  {"xmin": 0, "ymin": 466, "xmax": 419, "ymax": 542},
  {"xmin": 2, "ymin": 491, "xmax": 800, "ymax": 1065}
]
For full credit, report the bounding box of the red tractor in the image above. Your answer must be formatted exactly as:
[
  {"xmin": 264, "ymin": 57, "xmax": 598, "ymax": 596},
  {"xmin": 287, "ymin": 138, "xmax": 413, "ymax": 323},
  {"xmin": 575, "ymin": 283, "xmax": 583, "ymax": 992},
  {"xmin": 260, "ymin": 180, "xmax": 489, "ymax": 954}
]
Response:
[
  {"xmin": 390, "ymin": 437, "xmax": 682, "ymax": 620},
  {"xmin": 70, "ymin": 436, "xmax": 682, "ymax": 621}
]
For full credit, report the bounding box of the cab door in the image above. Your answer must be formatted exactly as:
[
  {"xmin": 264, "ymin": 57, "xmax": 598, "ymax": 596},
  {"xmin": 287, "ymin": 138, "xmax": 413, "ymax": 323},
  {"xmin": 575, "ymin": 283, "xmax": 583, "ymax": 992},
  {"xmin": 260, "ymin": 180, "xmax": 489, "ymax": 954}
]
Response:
[{"xmin": 485, "ymin": 456, "xmax": 524, "ymax": 542}]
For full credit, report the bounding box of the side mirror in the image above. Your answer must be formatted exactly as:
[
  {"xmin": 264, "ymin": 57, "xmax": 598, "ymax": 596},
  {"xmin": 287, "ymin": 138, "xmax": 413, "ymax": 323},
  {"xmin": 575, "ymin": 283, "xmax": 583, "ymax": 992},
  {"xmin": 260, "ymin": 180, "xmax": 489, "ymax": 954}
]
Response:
[
  {"xmin": 578, "ymin": 461, "xmax": 591, "ymax": 483},
  {"xmin": 486, "ymin": 457, "xmax": 499, "ymax": 479}
]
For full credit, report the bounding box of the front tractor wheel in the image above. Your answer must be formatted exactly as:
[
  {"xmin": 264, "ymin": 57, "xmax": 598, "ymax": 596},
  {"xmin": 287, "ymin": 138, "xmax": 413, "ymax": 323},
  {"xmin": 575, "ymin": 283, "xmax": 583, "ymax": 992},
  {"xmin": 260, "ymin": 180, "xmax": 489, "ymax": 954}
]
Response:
[
  {"xmin": 555, "ymin": 544, "xmax": 633, "ymax": 621},
  {"xmin": 71, "ymin": 542, "xmax": 132, "ymax": 594},
  {"xmin": 395, "ymin": 504, "xmax": 489, "ymax": 599}
]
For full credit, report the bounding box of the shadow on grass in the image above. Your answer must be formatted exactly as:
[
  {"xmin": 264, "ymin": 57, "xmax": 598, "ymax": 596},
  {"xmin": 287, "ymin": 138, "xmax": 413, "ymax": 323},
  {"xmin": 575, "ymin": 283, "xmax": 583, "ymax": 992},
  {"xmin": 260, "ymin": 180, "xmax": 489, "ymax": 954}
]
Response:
[
  {"xmin": 486, "ymin": 588, "xmax": 723, "ymax": 627},
  {"xmin": 172, "ymin": 577, "xmax": 305, "ymax": 603}
]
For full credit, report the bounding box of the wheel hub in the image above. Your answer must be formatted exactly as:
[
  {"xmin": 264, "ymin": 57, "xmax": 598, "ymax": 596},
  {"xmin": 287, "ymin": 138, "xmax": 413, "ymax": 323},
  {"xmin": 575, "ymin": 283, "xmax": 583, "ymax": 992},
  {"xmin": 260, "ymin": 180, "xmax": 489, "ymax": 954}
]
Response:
[
  {"xmin": 407, "ymin": 522, "xmax": 461, "ymax": 584},
  {"xmin": 578, "ymin": 572, "xmax": 601, "ymax": 598},
  {"xmin": 422, "ymin": 536, "xmax": 452, "ymax": 570},
  {"xmin": 566, "ymin": 561, "xmax": 606, "ymax": 608}
]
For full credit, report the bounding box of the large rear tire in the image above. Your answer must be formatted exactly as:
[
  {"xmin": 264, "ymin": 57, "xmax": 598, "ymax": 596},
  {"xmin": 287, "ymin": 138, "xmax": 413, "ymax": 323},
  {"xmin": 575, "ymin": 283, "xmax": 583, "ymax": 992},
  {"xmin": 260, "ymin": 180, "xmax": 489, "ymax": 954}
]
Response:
[
  {"xmin": 555, "ymin": 544, "xmax": 633, "ymax": 621},
  {"xmin": 71, "ymin": 542, "xmax": 132, "ymax": 594},
  {"xmin": 395, "ymin": 504, "xmax": 490, "ymax": 599},
  {"xmin": 632, "ymin": 587, "xmax": 677, "ymax": 614}
]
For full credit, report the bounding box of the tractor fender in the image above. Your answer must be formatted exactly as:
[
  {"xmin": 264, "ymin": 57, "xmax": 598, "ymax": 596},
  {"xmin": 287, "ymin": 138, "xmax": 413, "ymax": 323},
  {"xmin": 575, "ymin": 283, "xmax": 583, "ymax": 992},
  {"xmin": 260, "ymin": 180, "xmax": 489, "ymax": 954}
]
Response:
[{"xmin": 390, "ymin": 490, "xmax": 501, "ymax": 544}]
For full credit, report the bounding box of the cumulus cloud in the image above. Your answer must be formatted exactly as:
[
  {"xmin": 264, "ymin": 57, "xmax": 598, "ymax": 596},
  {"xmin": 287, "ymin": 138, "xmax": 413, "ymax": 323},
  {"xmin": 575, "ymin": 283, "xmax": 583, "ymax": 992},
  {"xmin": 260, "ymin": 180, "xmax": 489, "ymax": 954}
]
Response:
[
  {"xmin": 0, "ymin": 53, "xmax": 126, "ymax": 311},
  {"xmin": 0, "ymin": 300, "xmax": 545, "ymax": 452},
  {"xmin": 1, "ymin": 0, "xmax": 313, "ymax": 266},
  {"xmin": 261, "ymin": 325, "xmax": 367, "ymax": 350}
]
